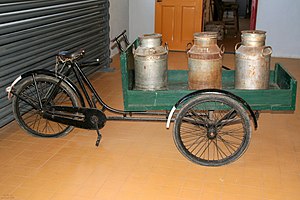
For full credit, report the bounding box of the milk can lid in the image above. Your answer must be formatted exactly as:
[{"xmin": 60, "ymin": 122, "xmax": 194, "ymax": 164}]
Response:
[
  {"xmin": 139, "ymin": 33, "xmax": 162, "ymax": 40},
  {"xmin": 194, "ymin": 32, "xmax": 218, "ymax": 39},
  {"xmin": 241, "ymin": 30, "xmax": 266, "ymax": 39}
]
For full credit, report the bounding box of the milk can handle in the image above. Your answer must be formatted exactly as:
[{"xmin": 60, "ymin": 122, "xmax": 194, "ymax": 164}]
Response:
[
  {"xmin": 262, "ymin": 46, "xmax": 273, "ymax": 56},
  {"xmin": 235, "ymin": 42, "xmax": 242, "ymax": 51},
  {"xmin": 164, "ymin": 42, "xmax": 169, "ymax": 52},
  {"xmin": 219, "ymin": 44, "xmax": 225, "ymax": 56},
  {"xmin": 186, "ymin": 42, "xmax": 193, "ymax": 53}
]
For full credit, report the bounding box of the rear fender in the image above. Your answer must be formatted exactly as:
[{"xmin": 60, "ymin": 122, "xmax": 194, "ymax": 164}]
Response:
[
  {"xmin": 166, "ymin": 89, "xmax": 258, "ymax": 129},
  {"xmin": 6, "ymin": 69, "xmax": 85, "ymax": 107}
]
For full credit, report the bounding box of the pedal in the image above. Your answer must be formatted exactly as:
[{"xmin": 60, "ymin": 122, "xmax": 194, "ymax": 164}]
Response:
[
  {"xmin": 91, "ymin": 115, "xmax": 102, "ymax": 147},
  {"xmin": 95, "ymin": 131, "xmax": 102, "ymax": 147}
]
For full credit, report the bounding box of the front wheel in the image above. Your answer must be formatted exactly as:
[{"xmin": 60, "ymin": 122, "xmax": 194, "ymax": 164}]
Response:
[
  {"xmin": 173, "ymin": 94, "xmax": 251, "ymax": 166},
  {"xmin": 12, "ymin": 74, "xmax": 79, "ymax": 137}
]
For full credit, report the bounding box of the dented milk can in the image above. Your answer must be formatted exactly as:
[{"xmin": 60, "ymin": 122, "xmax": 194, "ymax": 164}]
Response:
[
  {"xmin": 134, "ymin": 33, "xmax": 168, "ymax": 90},
  {"xmin": 188, "ymin": 32, "xmax": 224, "ymax": 90},
  {"xmin": 235, "ymin": 30, "xmax": 272, "ymax": 89}
]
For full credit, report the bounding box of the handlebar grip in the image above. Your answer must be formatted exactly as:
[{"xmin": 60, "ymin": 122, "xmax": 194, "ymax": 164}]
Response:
[
  {"xmin": 111, "ymin": 30, "xmax": 130, "ymax": 53},
  {"xmin": 111, "ymin": 30, "xmax": 127, "ymax": 42}
]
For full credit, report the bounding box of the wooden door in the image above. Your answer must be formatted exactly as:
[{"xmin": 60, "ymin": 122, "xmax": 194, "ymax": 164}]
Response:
[{"xmin": 155, "ymin": 0, "xmax": 203, "ymax": 51}]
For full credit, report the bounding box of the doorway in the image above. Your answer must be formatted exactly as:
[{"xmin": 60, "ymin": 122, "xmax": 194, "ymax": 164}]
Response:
[
  {"xmin": 154, "ymin": 0, "xmax": 257, "ymax": 52},
  {"xmin": 204, "ymin": 0, "xmax": 255, "ymax": 52},
  {"xmin": 155, "ymin": 0, "xmax": 203, "ymax": 51}
]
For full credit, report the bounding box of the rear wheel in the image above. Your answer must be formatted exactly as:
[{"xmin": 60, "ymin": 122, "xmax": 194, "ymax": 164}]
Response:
[
  {"xmin": 173, "ymin": 94, "xmax": 251, "ymax": 166},
  {"xmin": 12, "ymin": 75, "xmax": 79, "ymax": 137}
]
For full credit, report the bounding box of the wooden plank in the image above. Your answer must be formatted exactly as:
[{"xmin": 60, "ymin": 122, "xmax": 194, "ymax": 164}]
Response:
[
  {"xmin": 125, "ymin": 88, "xmax": 294, "ymax": 111},
  {"xmin": 274, "ymin": 63, "xmax": 298, "ymax": 110}
]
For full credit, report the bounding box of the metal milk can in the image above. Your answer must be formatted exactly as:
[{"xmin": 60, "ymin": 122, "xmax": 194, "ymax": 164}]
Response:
[
  {"xmin": 134, "ymin": 33, "xmax": 168, "ymax": 90},
  {"xmin": 235, "ymin": 30, "xmax": 272, "ymax": 89},
  {"xmin": 187, "ymin": 32, "xmax": 224, "ymax": 90}
]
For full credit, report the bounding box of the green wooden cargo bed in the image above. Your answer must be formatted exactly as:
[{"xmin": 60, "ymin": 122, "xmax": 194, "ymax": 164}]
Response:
[{"xmin": 120, "ymin": 43, "xmax": 297, "ymax": 112}]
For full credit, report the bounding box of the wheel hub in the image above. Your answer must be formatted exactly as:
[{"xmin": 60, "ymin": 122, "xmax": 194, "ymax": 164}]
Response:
[{"xmin": 207, "ymin": 126, "xmax": 217, "ymax": 139}]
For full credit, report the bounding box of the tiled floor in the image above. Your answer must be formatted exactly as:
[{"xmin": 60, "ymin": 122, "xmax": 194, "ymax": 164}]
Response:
[{"xmin": 0, "ymin": 52, "xmax": 300, "ymax": 200}]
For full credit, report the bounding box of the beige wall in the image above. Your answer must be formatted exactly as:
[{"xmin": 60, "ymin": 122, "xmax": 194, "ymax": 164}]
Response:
[
  {"xmin": 129, "ymin": 0, "xmax": 155, "ymax": 42},
  {"xmin": 109, "ymin": 0, "xmax": 129, "ymax": 57},
  {"xmin": 256, "ymin": 0, "xmax": 300, "ymax": 58}
]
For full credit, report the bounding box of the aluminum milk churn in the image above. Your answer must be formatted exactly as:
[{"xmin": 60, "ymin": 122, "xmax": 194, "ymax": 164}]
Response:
[
  {"xmin": 235, "ymin": 30, "xmax": 272, "ymax": 89},
  {"xmin": 134, "ymin": 33, "xmax": 168, "ymax": 90},
  {"xmin": 187, "ymin": 32, "xmax": 224, "ymax": 90}
]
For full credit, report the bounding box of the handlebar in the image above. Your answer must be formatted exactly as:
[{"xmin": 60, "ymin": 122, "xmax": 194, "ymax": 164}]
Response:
[
  {"xmin": 111, "ymin": 30, "xmax": 130, "ymax": 53},
  {"xmin": 111, "ymin": 30, "xmax": 127, "ymax": 43}
]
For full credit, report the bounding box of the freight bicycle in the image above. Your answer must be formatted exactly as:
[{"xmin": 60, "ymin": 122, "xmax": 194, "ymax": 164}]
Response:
[{"xmin": 6, "ymin": 31, "xmax": 297, "ymax": 167}]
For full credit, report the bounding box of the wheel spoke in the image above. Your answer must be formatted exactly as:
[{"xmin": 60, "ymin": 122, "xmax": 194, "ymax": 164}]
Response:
[
  {"xmin": 187, "ymin": 110, "xmax": 208, "ymax": 125},
  {"xmin": 18, "ymin": 92, "xmax": 39, "ymax": 109},
  {"xmin": 213, "ymin": 139, "xmax": 228, "ymax": 159},
  {"xmin": 197, "ymin": 139, "xmax": 212, "ymax": 158},
  {"xmin": 217, "ymin": 135, "xmax": 240, "ymax": 153}
]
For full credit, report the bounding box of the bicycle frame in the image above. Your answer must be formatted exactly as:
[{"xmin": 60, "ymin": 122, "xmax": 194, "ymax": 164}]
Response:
[{"xmin": 54, "ymin": 59, "xmax": 171, "ymax": 122}]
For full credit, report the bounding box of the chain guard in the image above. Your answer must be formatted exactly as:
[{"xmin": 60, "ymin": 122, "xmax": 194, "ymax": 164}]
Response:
[{"xmin": 43, "ymin": 106, "xmax": 106, "ymax": 130}]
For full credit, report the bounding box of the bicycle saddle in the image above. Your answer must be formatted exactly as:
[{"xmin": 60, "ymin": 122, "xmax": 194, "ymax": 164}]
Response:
[{"xmin": 57, "ymin": 49, "xmax": 85, "ymax": 62}]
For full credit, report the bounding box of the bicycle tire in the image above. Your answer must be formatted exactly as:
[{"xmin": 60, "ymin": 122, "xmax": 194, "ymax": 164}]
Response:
[
  {"xmin": 12, "ymin": 74, "xmax": 79, "ymax": 137},
  {"xmin": 173, "ymin": 94, "xmax": 251, "ymax": 166}
]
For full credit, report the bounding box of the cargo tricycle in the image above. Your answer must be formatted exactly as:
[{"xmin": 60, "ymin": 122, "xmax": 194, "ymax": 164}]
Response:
[{"xmin": 6, "ymin": 33, "xmax": 297, "ymax": 167}]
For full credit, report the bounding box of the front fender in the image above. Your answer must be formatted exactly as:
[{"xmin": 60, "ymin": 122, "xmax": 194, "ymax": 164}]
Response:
[
  {"xmin": 166, "ymin": 89, "xmax": 258, "ymax": 130},
  {"xmin": 6, "ymin": 69, "xmax": 85, "ymax": 107}
]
